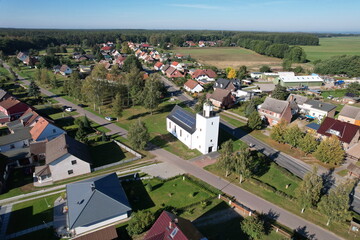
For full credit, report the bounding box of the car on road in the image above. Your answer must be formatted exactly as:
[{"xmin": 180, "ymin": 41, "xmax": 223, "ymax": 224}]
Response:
[
  {"xmin": 65, "ymin": 107, "xmax": 74, "ymax": 112},
  {"xmin": 105, "ymin": 116, "xmax": 115, "ymax": 121},
  {"xmin": 77, "ymin": 104, "xmax": 87, "ymax": 108}
]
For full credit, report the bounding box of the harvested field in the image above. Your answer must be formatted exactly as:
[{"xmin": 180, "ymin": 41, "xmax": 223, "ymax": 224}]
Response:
[{"xmin": 173, "ymin": 47, "xmax": 282, "ymax": 70}]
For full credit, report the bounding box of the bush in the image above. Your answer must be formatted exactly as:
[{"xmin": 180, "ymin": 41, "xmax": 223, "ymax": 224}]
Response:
[
  {"xmin": 126, "ymin": 210, "xmax": 155, "ymax": 236},
  {"xmin": 145, "ymin": 183, "xmax": 152, "ymax": 192}
]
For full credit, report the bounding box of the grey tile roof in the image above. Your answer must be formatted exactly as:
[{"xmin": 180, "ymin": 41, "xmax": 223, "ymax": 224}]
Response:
[
  {"xmin": 1, "ymin": 147, "xmax": 30, "ymax": 161},
  {"xmin": 167, "ymin": 105, "xmax": 196, "ymax": 134},
  {"xmin": 214, "ymin": 78, "xmax": 230, "ymax": 89},
  {"xmin": 0, "ymin": 127, "xmax": 31, "ymax": 146},
  {"xmin": 66, "ymin": 173, "xmax": 131, "ymax": 229},
  {"xmin": 304, "ymin": 99, "xmax": 336, "ymax": 112},
  {"xmin": 260, "ymin": 97, "xmax": 290, "ymax": 114},
  {"xmin": 339, "ymin": 105, "xmax": 360, "ymax": 120}
]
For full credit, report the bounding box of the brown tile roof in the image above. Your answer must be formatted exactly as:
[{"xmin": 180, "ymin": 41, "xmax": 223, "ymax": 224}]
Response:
[
  {"xmin": 165, "ymin": 66, "xmax": 176, "ymax": 75},
  {"xmin": 209, "ymin": 88, "xmax": 231, "ymax": 102},
  {"xmin": 184, "ymin": 79, "xmax": 199, "ymax": 90},
  {"xmin": 317, "ymin": 117, "xmax": 360, "ymax": 144},
  {"xmin": 203, "ymin": 69, "xmax": 217, "ymax": 78},
  {"xmin": 45, "ymin": 134, "xmax": 91, "ymax": 164},
  {"xmin": 72, "ymin": 226, "xmax": 118, "ymax": 240},
  {"xmin": 60, "ymin": 65, "xmax": 70, "ymax": 73},
  {"xmin": 260, "ymin": 97, "xmax": 290, "ymax": 115},
  {"xmin": 154, "ymin": 62, "xmax": 164, "ymax": 68},
  {"xmin": 30, "ymin": 117, "xmax": 49, "ymax": 141}
]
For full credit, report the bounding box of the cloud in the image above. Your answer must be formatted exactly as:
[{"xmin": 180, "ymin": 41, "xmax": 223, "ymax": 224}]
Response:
[{"xmin": 168, "ymin": 3, "xmax": 224, "ymax": 10}]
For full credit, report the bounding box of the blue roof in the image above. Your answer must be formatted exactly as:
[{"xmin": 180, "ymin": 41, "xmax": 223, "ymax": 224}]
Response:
[
  {"xmin": 306, "ymin": 122, "xmax": 320, "ymax": 130},
  {"xmin": 66, "ymin": 173, "xmax": 131, "ymax": 229}
]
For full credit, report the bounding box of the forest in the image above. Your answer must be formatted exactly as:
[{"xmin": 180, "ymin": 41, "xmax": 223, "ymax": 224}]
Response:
[{"xmin": 0, "ymin": 28, "xmax": 319, "ymax": 54}]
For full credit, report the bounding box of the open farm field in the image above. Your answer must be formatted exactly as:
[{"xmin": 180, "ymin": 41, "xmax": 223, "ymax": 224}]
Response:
[
  {"xmin": 302, "ymin": 36, "xmax": 360, "ymax": 61},
  {"xmin": 173, "ymin": 47, "xmax": 282, "ymax": 70}
]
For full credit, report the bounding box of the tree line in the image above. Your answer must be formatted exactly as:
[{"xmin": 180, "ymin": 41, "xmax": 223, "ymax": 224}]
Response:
[
  {"xmin": 0, "ymin": 28, "xmax": 319, "ymax": 54},
  {"xmin": 237, "ymin": 38, "xmax": 307, "ymax": 63},
  {"xmin": 314, "ymin": 55, "xmax": 360, "ymax": 77}
]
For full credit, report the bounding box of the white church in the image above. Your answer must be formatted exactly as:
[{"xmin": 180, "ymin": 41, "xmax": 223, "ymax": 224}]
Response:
[{"xmin": 167, "ymin": 102, "xmax": 220, "ymax": 154}]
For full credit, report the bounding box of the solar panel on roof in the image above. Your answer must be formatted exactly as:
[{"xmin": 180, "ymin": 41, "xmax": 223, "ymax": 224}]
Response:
[{"xmin": 172, "ymin": 109, "xmax": 196, "ymax": 128}]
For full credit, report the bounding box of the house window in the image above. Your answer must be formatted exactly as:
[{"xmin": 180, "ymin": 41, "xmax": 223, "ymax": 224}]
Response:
[
  {"xmin": 210, "ymin": 139, "xmax": 213, "ymax": 142},
  {"xmin": 71, "ymin": 160, "xmax": 77, "ymax": 165},
  {"xmin": 10, "ymin": 144, "xmax": 15, "ymax": 149},
  {"xmin": 68, "ymin": 170, "xmax": 74, "ymax": 175},
  {"xmin": 211, "ymin": 122, "xmax": 213, "ymax": 125},
  {"xmin": 180, "ymin": 129, "xmax": 182, "ymax": 137},
  {"xmin": 169, "ymin": 121, "xmax": 171, "ymax": 128},
  {"xmin": 52, "ymin": 129, "xmax": 57, "ymax": 133}
]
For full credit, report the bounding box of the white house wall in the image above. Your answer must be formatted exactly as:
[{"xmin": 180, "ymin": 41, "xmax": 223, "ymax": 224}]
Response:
[
  {"xmin": 49, "ymin": 153, "xmax": 91, "ymax": 182},
  {"xmin": 195, "ymin": 114, "xmax": 220, "ymax": 154},
  {"xmin": 166, "ymin": 119, "xmax": 193, "ymax": 149},
  {"xmin": 0, "ymin": 139, "xmax": 30, "ymax": 152},
  {"xmin": 74, "ymin": 213, "xmax": 129, "ymax": 235}
]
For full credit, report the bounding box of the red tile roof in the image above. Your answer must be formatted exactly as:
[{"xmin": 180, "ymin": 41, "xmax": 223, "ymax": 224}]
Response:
[
  {"xmin": 317, "ymin": 117, "xmax": 360, "ymax": 144},
  {"xmin": 30, "ymin": 117, "xmax": 49, "ymax": 141},
  {"xmin": 101, "ymin": 46, "xmax": 112, "ymax": 51},
  {"xmin": 192, "ymin": 69, "xmax": 217, "ymax": 79},
  {"xmin": 154, "ymin": 62, "xmax": 164, "ymax": 68},
  {"xmin": 171, "ymin": 61, "xmax": 179, "ymax": 66},
  {"xmin": 144, "ymin": 211, "xmax": 204, "ymax": 240},
  {"xmin": 0, "ymin": 98, "xmax": 30, "ymax": 116},
  {"xmin": 184, "ymin": 79, "xmax": 199, "ymax": 90}
]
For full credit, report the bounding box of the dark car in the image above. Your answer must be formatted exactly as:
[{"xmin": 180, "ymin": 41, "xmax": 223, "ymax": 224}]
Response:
[{"xmin": 77, "ymin": 104, "xmax": 87, "ymax": 108}]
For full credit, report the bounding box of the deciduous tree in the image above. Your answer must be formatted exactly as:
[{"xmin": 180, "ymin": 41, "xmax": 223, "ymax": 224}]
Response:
[
  {"xmin": 270, "ymin": 120, "xmax": 288, "ymax": 143},
  {"xmin": 259, "ymin": 65, "xmax": 271, "ymax": 72},
  {"xmin": 247, "ymin": 111, "xmax": 262, "ymax": 130},
  {"xmin": 318, "ymin": 181, "xmax": 354, "ymax": 226},
  {"xmin": 218, "ymin": 139, "xmax": 234, "ymax": 177},
  {"xmin": 272, "ymin": 84, "xmax": 289, "ymax": 100},
  {"xmin": 296, "ymin": 166, "xmax": 323, "ymax": 213},
  {"xmin": 234, "ymin": 148, "xmax": 252, "ymax": 183},
  {"xmin": 28, "ymin": 80, "xmax": 40, "ymax": 98},
  {"xmin": 284, "ymin": 125, "xmax": 304, "ymax": 148},
  {"xmin": 299, "ymin": 134, "xmax": 318, "ymax": 155},
  {"xmin": 227, "ymin": 67, "xmax": 237, "ymax": 79},
  {"xmin": 241, "ymin": 216, "xmax": 265, "ymax": 240},
  {"xmin": 128, "ymin": 120, "xmax": 150, "ymax": 150},
  {"xmin": 314, "ymin": 135, "xmax": 345, "ymax": 165},
  {"xmin": 112, "ymin": 93, "xmax": 123, "ymax": 121}
]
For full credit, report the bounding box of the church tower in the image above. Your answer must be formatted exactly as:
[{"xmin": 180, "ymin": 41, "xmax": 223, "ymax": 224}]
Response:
[{"xmin": 195, "ymin": 101, "xmax": 220, "ymax": 154}]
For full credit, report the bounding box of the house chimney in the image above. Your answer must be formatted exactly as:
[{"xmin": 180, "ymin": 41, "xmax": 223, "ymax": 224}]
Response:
[
  {"xmin": 289, "ymin": 95, "xmax": 294, "ymax": 101},
  {"xmin": 169, "ymin": 221, "xmax": 173, "ymax": 229}
]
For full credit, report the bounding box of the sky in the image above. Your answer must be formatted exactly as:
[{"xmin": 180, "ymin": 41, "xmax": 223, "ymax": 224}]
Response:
[{"xmin": 0, "ymin": 0, "xmax": 359, "ymax": 32}]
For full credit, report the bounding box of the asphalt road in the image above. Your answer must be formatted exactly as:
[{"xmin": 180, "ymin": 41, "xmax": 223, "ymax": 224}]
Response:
[{"xmin": 2, "ymin": 63, "xmax": 346, "ymax": 239}]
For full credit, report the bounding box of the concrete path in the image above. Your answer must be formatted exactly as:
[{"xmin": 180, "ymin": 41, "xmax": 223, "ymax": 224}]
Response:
[{"xmin": 5, "ymin": 222, "xmax": 53, "ymax": 239}]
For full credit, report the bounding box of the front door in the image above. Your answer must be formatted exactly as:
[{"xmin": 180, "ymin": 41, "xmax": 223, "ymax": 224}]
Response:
[{"xmin": 208, "ymin": 146, "xmax": 213, "ymax": 153}]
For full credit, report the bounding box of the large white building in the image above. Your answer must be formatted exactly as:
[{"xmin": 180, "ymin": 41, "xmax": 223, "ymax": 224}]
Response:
[{"xmin": 167, "ymin": 102, "xmax": 220, "ymax": 154}]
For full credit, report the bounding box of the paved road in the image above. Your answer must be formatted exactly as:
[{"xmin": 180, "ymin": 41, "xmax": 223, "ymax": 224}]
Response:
[{"xmin": 4, "ymin": 63, "xmax": 344, "ymax": 239}]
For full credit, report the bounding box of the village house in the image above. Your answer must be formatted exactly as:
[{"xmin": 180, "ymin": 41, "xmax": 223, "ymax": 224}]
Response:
[
  {"xmin": 33, "ymin": 134, "xmax": 91, "ymax": 184},
  {"xmin": 250, "ymin": 72, "xmax": 263, "ymax": 79},
  {"xmin": 78, "ymin": 65, "xmax": 92, "ymax": 75},
  {"xmin": 161, "ymin": 64, "xmax": 170, "ymax": 74},
  {"xmin": 58, "ymin": 173, "xmax": 131, "ymax": 237},
  {"xmin": 213, "ymin": 78, "xmax": 237, "ymax": 92},
  {"xmin": 171, "ymin": 61, "xmax": 184, "ymax": 72},
  {"xmin": 258, "ymin": 97, "xmax": 292, "ymax": 126},
  {"xmin": 208, "ymin": 88, "xmax": 235, "ymax": 109},
  {"xmin": 144, "ymin": 211, "xmax": 207, "ymax": 240},
  {"xmin": 341, "ymin": 93, "xmax": 360, "ymax": 105},
  {"xmin": 115, "ymin": 55, "xmax": 126, "ymax": 68},
  {"xmin": 183, "ymin": 79, "xmax": 204, "ymax": 93},
  {"xmin": 167, "ymin": 102, "xmax": 219, "ymax": 154},
  {"xmin": 0, "ymin": 97, "xmax": 30, "ymax": 123},
  {"xmin": 191, "ymin": 69, "xmax": 217, "ymax": 83},
  {"xmin": 54, "ymin": 65, "xmax": 72, "ymax": 76},
  {"xmin": 0, "ymin": 127, "xmax": 31, "ymax": 153},
  {"xmin": 154, "ymin": 61, "xmax": 164, "ymax": 71},
  {"xmin": 0, "ymin": 89, "xmax": 12, "ymax": 102},
  {"xmin": 317, "ymin": 117, "xmax": 360, "ymax": 149},
  {"xmin": 338, "ymin": 105, "xmax": 360, "ymax": 126},
  {"xmin": 287, "ymin": 94, "xmax": 308, "ymax": 115},
  {"xmin": 30, "ymin": 117, "xmax": 66, "ymax": 142},
  {"xmin": 299, "ymin": 99, "xmax": 336, "ymax": 120},
  {"xmin": 253, "ymin": 83, "xmax": 276, "ymax": 94},
  {"xmin": 165, "ymin": 66, "xmax": 184, "ymax": 78}
]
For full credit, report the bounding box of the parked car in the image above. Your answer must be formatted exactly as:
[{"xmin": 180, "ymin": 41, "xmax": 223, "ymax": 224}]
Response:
[
  {"xmin": 65, "ymin": 107, "xmax": 74, "ymax": 112},
  {"xmin": 327, "ymin": 95, "xmax": 333, "ymax": 99},
  {"xmin": 77, "ymin": 104, "xmax": 87, "ymax": 108},
  {"xmin": 105, "ymin": 116, "xmax": 115, "ymax": 121},
  {"xmin": 298, "ymin": 115, "xmax": 305, "ymax": 120}
]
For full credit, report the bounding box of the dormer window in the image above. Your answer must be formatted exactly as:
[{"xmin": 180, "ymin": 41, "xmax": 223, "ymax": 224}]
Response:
[{"xmin": 327, "ymin": 129, "xmax": 340, "ymax": 137}]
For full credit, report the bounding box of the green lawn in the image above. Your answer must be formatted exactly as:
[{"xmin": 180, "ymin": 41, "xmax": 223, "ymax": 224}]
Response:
[
  {"xmin": 89, "ymin": 140, "xmax": 134, "ymax": 168},
  {"xmin": 122, "ymin": 176, "xmax": 218, "ymax": 221},
  {"xmin": 302, "ymin": 37, "xmax": 360, "ymax": 61},
  {"xmin": 204, "ymin": 163, "xmax": 359, "ymax": 240},
  {"xmin": 220, "ymin": 113, "xmax": 247, "ymax": 128},
  {"xmin": 0, "ymin": 66, "xmax": 14, "ymax": 79},
  {"xmin": 321, "ymin": 89, "xmax": 347, "ymax": 98},
  {"xmin": 7, "ymin": 193, "xmax": 62, "ymax": 234},
  {"xmin": 218, "ymin": 128, "xmax": 248, "ymax": 151},
  {"xmin": 198, "ymin": 217, "xmax": 289, "ymax": 240}
]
